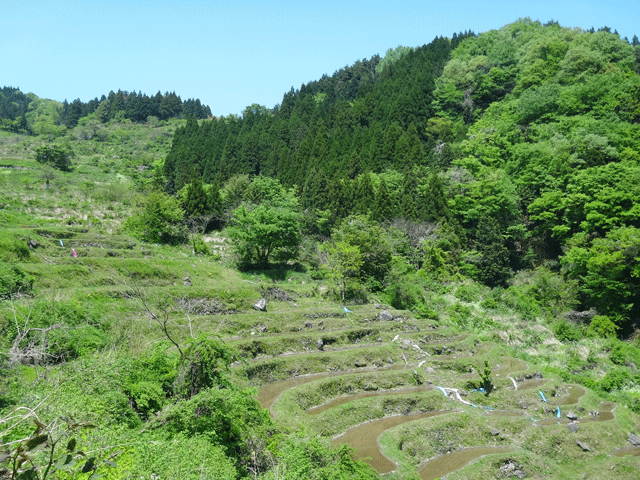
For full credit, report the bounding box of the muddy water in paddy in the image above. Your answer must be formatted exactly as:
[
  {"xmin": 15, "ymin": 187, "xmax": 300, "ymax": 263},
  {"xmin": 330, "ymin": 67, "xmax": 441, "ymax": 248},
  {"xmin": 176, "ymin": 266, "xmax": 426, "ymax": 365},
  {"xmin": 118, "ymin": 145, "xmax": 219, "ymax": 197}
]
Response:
[
  {"xmin": 418, "ymin": 447, "xmax": 513, "ymax": 480},
  {"xmin": 611, "ymin": 446, "xmax": 640, "ymax": 457},
  {"xmin": 547, "ymin": 385, "xmax": 586, "ymax": 405},
  {"xmin": 493, "ymin": 357, "xmax": 528, "ymax": 376},
  {"xmin": 331, "ymin": 411, "xmax": 451, "ymax": 473},
  {"xmin": 517, "ymin": 378, "xmax": 548, "ymax": 390},
  {"xmin": 257, "ymin": 364, "xmax": 410, "ymax": 415}
]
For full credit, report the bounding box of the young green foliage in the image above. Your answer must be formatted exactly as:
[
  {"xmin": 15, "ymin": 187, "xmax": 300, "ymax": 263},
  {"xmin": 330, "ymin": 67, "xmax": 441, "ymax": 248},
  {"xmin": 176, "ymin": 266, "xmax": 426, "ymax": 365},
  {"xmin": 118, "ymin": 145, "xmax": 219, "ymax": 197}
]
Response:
[
  {"xmin": 321, "ymin": 240, "xmax": 364, "ymax": 304},
  {"xmin": 227, "ymin": 203, "xmax": 301, "ymax": 268}
]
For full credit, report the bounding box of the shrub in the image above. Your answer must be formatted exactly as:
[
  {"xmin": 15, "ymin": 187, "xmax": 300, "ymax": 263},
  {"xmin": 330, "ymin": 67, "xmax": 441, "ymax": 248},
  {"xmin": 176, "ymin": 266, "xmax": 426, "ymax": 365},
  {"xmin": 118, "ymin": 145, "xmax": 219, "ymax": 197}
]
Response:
[
  {"xmin": 228, "ymin": 203, "xmax": 301, "ymax": 268},
  {"xmin": 502, "ymin": 286, "xmax": 542, "ymax": 319},
  {"xmin": 160, "ymin": 386, "xmax": 271, "ymax": 465},
  {"xmin": 553, "ymin": 320, "xmax": 583, "ymax": 342},
  {"xmin": 47, "ymin": 325, "xmax": 110, "ymax": 361},
  {"xmin": 383, "ymin": 270, "xmax": 428, "ymax": 310},
  {"xmin": 601, "ymin": 368, "xmax": 629, "ymax": 392},
  {"xmin": 413, "ymin": 303, "xmax": 439, "ymax": 320},
  {"xmin": 35, "ymin": 144, "xmax": 72, "ymax": 171},
  {"xmin": 454, "ymin": 284, "xmax": 479, "ymax": 303},
  {"xmin": 446, "ymin": 303, "xmax": 473, "ymax": 326},
  {"xmin": 2, "ymin": 299, "xmax": 107, "ymax": 364},
  {"xmin": 174, "ymin": 336, "xmax": 239, "ymax": 398},
  {"xmin": 99, "ymin": 390, "xmax": 141, "ymax": 428},
  {"xmin": 609, "ymin": 341, "xmax": 628, "ymax": 365},
  {"xmin": 190, "ymin": 235, "xmax": 211, "ymax": 256},
  {"xmin": 126, "ymin": 380, "xmax": 165, "ymax": 419},
  {"xmin": 268, "ymin": 436, "xmax": 378, "ymax": 480},
  {"xmin": 0, "ymin": 263, "xmax": 33, "ymax": 298},
  {"xmin": 124, "ymin": 191, "xmax": 186, "ymax": 244},
  {"xmin": 480, "ymin": 297, "xmax": 498, "ymax": 309},
  {"xmin": 0, "ymin": 233, "xmax": 31, "ymax": 262},
  {"xmin": 588, "ymin": 315, "xmax": 618, "ymax": 338}
]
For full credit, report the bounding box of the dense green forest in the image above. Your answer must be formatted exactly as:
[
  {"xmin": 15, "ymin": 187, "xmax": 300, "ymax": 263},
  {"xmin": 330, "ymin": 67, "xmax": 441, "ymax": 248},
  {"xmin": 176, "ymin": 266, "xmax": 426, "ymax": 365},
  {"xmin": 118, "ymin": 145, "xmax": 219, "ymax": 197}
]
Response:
[
  {"xmin": 164, "ymin": 19, "xmax": 640, "ymax": 333},
  {"xmin": 2, "ymin": 18, "xmax": 640, "ymax": 480}
]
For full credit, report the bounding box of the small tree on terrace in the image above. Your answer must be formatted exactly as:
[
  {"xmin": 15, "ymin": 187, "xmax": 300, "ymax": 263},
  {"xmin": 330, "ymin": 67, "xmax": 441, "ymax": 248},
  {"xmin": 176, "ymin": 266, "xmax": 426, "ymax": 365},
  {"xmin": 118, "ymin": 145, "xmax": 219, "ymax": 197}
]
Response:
[
  {"xmin": 227, "ymin": 204, "xmax": 300, "ymax": 268},
  {"xmin": 35, "ymin": 145, "xmax": 72, "ymax": 171},
  {"xmin": 125, "ymin": 191, "xmax": 186, "ymax": 244},
  {"xmin": 227, "ymin": 176, "xmax": 302, "ymax": 269},
  {"xmin": 321, "ymin": 240, "xmax": 363, "ymax": 304}
]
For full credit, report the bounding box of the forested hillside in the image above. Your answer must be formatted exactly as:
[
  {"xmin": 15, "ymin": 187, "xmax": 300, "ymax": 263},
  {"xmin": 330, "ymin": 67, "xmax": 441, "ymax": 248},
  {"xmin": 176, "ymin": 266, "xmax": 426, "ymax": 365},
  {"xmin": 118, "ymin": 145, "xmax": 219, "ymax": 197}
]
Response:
[
  {"xmin": 164, "ymin": 19, "xmax": 640, "ymax": 333},
  {"xmin": 2, "ymin": 18, "xmax": 640, "ymax": 480}
]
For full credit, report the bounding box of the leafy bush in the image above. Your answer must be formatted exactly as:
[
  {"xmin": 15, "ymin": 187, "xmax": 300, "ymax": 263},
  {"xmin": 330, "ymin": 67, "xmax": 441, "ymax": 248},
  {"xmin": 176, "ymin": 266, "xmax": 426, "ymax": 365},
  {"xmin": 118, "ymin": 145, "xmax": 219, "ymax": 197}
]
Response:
[
  {"xmin": 609, "ymin": 341, "xmax": 629, "ymax": 365},
  {"xmin": 468, "ymin": 315, "xmax": 501, "ymax": 331},
  {"xmin": 480, "ymin": 297, "xmax": 498, "ymax": 309},
  {"xmin": 1, "ymin": 298, "xmax": 107, "ymax": 364},
  {"xmin": 501, "ymin": 286, "xmax": 542, "ymax": 319},
  {"xmin": 174, "ymin": 336, "xmax": 239, "ymax": 398},
  {"xmin": 190, "ymin": 235, "xmax": 211, "ymax": 256},
  {"xmin": 601, "ymin": 368, "xmax": 629, "ymax": 392},
  {"xmin": 413, "ymin": 304, "xmax": 439, "ymax": 320},
  {"xmin": 332, "ymin": 215, "xmax": 392, "ymax": 291},
  {"xmin": 130, "ymin": 344, "xmax": 177, "ymax": 393},
  {"xmin": 128, "ymin": 433, "xmax": 238, "ymax": 479},
  {"xmin": 0, "ymin": 233, "xmax": 31, "ymax": 262},
  {"xmin": 446, "ymin": 303, "xmax": 474, "ymax": 326},
  {"xmin": 160, "ymin": 386, "xmax": 271, "ymax": 468},
  {"xmin": 455, "ymin": 284, "xmax": 481, "ymax": 303},
  {"xmin": 47, "ymin": 325, "xmax": 110, "ymax": 361},
  {"xmin": 98, "ymin": 390, "xmax": 141, "ymax": 428},
  {"xmin": 126, "ymin": 380, "xmax": 165, "ymax": 419},
  {"xmin": 0, "ymin": 263, "xmax": 33, "ymax": 298},
  {"xmin": 265, "ymin": 436, "xmax": 378, "ymax": 480},
  {"xmin": 115, "ymin": 346, "xmax": 178, "ymax": 420},
  {"xmin": 553, "ymin": 321, "xmax": 583, "ymax": 342},
  {"xmin": 124, "ymin": 191, "xmax": 186, "ymax": 244},
  {"xmin": 228, "ymin": 203, "xmax": 301, "ymax": 268},
  {"xmin": 35, "ymin": 144, "xmax": 72, "ymax": 171},
  {"xmin": 383, "ymin": 267, "xmax": 429, "ymax": 310},
  {"xmin": 588, "ymin": 315, "xmax": 619, "ymax": 338}
]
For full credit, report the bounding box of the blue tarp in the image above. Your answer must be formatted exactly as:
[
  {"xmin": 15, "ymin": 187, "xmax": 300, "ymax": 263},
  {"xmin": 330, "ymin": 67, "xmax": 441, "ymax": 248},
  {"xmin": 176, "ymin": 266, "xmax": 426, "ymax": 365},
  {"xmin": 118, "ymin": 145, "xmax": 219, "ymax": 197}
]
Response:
[
  {"xmin": 59, "ymin": 239, "xmax": 64, "ymax": 246},
  {"xmin": 539, "ymin": 390, "xmax": 548, "ymax": 402},
  {"xmin": 436, "ymin": 386, "xmax": 448, "ymax": 397},
  {"xmin": 556, "ymin": 406, "xmax": 561, "ymax": 418},
  {"xmin": 343, "ymin": 307, "xmax": 353, "ymax": 313}
]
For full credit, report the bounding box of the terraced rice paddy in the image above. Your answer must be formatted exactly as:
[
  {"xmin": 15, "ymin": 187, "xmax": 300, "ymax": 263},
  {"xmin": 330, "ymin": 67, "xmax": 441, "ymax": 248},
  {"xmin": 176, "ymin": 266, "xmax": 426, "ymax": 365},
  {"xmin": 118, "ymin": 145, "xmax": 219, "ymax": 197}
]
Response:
[
  {"xmin": 225, "ymin": 302, "xmax": 640, "ymax": 478},
  {"xmin": 6, "ymin": 219, "xmax": 639, "ymax": 478}
]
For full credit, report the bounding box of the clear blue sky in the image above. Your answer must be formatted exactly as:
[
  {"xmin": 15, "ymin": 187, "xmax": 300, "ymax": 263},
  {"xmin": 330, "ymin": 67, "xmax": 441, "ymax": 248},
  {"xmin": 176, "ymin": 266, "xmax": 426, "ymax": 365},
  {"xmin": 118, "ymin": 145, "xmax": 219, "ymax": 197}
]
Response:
[{"xmin": 2, "ymin": 0, "xmax": 638, "ymax": 116}]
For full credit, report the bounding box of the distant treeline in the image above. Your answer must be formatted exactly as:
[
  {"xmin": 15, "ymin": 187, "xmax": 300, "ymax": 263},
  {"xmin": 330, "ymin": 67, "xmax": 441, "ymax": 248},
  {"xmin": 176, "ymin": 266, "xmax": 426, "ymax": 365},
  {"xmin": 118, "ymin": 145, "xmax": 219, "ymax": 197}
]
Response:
[{"xmin": 0, "ymin": 87, "xmax": 211, "ymax": 133}]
